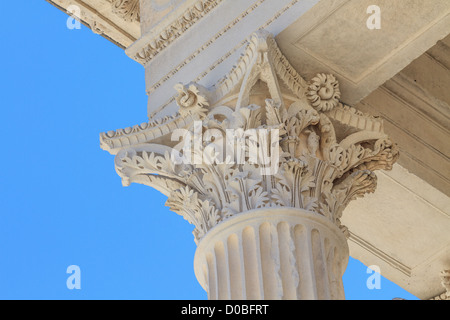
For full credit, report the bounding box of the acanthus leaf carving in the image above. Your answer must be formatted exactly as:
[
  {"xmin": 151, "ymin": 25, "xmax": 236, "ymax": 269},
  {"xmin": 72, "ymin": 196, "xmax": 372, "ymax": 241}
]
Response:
[
  {"xmin": 101, "ymin": 30, "xmax": 399, "ymax": 244},
  {"xmin": 166, "ymin": 186, "xmax": 220, "ymax": 243},
  {"xmin": 111, "ymin": 0, "xmax": 140, "ymax": 22},
  {"xmin": 174, "ymin": 83, "xmax": 210, "ymax": 120}
]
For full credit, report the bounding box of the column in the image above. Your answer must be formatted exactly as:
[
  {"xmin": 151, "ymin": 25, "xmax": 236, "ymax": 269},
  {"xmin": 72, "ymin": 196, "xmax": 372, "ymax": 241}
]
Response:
[
  {"xmin": 100, "ymin": 31, "xmax": 399, "ymax": 299},
  {"xmin": 194, "ymin": 207, "xmax": 348, "ymax": 300}
]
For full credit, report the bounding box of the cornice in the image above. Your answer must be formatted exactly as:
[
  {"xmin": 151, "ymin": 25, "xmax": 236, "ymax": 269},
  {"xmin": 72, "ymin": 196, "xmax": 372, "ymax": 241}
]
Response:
[
  {"xmin": 127, "ymin": 0, "xmax": 225, "ymax": 65},
  {"xmin": 145, "ymin": 0, "xmax": 303, "ymax": 119},
  {"xmin": 46, "ymin": 0, "xmax": 138, "ymax": 48}
]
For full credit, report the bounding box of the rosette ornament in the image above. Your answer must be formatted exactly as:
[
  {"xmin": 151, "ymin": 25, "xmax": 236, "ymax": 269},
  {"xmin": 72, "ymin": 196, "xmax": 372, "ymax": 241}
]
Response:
[{"xmin": 307, "ymin": 73, "xmax": 341, "ymax": 112}]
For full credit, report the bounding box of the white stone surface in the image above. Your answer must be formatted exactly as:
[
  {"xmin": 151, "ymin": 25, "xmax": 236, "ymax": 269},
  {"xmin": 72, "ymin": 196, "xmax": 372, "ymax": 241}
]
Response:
[
  {"xmin": 343, "ymin": 164, "xmax": 450, "ymax": 299},
  {"xmin": 276, "ymin": 0, "xmax": 450, "ymax": 105},
  {"xmin": 101, "ymin": 31, "xmax": 399, "ymax": 299},
  {"xmin": 45, "ymin": 0, "xmax": 450, "ymax": 300},
  {"xmin": 355, "ymin": 36, "xmax": 450, "ymax": 197},
  {"xmin": 194, "ymin": 208, "xmax": 349, "ymax": 300}
]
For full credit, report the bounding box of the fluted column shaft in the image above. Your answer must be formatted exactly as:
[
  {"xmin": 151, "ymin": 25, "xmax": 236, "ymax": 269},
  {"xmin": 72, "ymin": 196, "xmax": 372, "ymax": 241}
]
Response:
[{"xmin": 194, "ymin": 208, "xmax": 349, "ymax": 300}]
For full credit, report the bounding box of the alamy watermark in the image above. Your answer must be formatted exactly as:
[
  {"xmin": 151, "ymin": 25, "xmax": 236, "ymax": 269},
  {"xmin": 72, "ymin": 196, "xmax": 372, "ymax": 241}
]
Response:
[
  {"xmin": 366, "ymin": 5, "xmax": 381, "ymax": 30},
  {"xmin": 66, "ymin": 265, "xmax": 81, "ymax": 290},
  {"xmin": 171, "ymin": 121, "xmax": 280, "ymax": 175},
  {"xmin": 366, "ymin": 265, "xmax": 381, "ymax": 290},
  {"xmin": 66, "ymin": 5, "xmax": 81, "ymax": 30}
]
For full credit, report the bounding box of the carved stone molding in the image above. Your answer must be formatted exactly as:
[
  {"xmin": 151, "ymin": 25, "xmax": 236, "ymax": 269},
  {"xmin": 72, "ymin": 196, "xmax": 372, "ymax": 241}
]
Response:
[
  {"xmin": 110, "ymin": 0, "xmax": 140, "ymax": 22},
  {"xmin": 430, "ymin": 270, "xmax": 450, "ymax": 300},
  {"xmin": 130, "ymin": 0, "xmax": 224, "ymax": 64},
  {"xmin": 441, "ymin": 269, "xmax": 450, "ymax": 298},
  {"xmin": 430, "ymin": 293, "xmax": 450, "ymax": 300},
  {"xmin": 101, "ymin": 30, "xmax": 399, "ymax": 245},
  {"xmin": 47, "ymin": 0, "xmax": 138, "ymax": 48}
]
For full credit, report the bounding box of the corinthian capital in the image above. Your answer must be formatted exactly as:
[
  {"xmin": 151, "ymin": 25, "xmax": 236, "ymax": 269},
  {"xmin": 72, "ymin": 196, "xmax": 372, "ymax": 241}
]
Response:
[{"xmin": 101, "ymin": 30, "xmax": 399, "ymax": 244}]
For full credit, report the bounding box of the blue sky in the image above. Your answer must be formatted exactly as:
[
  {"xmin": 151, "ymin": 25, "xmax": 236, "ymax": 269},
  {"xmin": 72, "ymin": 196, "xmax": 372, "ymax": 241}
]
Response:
[{"xmin": 0, "ymin": 1, "xmax": 419, "ymax": 300}]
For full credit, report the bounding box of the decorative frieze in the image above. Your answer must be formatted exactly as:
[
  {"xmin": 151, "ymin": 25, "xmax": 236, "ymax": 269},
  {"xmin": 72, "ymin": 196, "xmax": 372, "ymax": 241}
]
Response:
[{"xmin": 131, "ymin": 0, "xmax": 225, "ymax": 64}]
